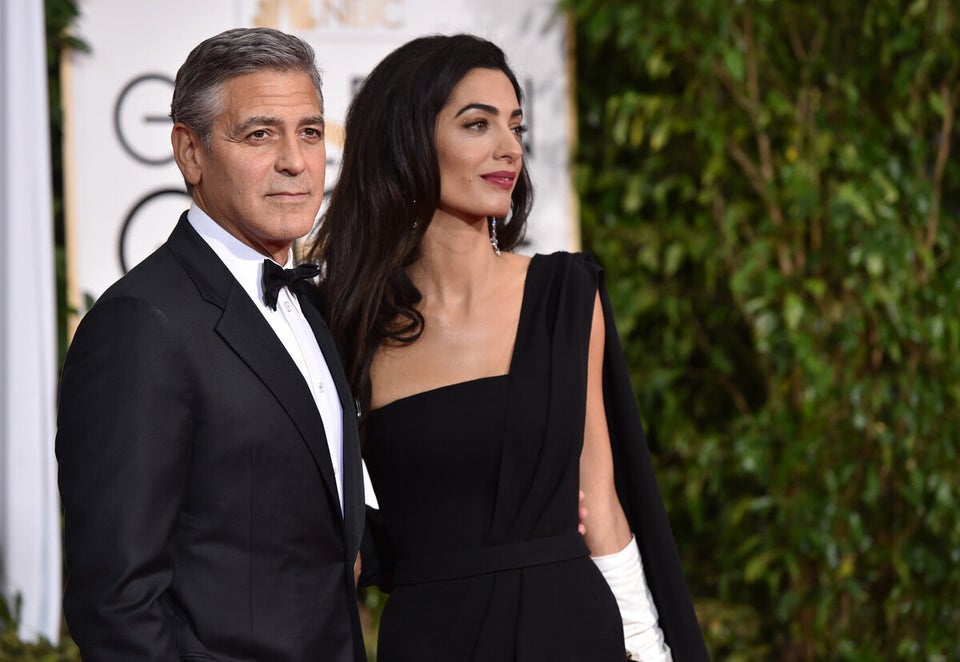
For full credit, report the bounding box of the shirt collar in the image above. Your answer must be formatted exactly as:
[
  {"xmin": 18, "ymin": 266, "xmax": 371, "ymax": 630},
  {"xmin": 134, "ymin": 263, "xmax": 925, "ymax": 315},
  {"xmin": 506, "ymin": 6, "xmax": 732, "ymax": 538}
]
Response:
[{"xmin": 186, "ymin": 204, "xmax": 292, "ymax": 309}]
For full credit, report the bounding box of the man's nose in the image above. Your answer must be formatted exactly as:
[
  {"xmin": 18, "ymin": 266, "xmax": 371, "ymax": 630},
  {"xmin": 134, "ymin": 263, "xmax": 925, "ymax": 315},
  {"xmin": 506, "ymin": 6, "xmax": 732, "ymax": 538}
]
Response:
[{"xmin": 275, "ymin": 135, "xmax": 306, "ymax": 175}]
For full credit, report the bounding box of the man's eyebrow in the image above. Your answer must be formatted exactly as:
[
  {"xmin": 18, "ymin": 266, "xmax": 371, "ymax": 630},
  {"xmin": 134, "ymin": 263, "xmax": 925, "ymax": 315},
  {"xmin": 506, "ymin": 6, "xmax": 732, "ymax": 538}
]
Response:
[
  {"xmin": 232, "ymin": 115, "xmax": 325, "ymax": 135},
  {"xmin": 454, "ymin": 103, "xmax": 523, "ymax": 119},
  {"xmin": 234, "ymin": 116, "xmax": 281, "ymax": 134}
]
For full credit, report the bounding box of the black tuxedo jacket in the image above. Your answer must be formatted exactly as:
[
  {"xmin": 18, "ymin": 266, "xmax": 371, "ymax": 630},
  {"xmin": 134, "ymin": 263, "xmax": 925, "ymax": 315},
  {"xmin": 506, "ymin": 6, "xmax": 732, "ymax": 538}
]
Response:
[{"xmin": 56, "ymin": 214, "xmax": 366, "ymax": 661}]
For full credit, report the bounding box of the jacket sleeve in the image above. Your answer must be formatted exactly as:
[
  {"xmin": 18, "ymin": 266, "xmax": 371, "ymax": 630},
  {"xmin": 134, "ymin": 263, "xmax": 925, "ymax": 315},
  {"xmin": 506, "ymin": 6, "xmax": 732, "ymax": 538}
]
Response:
[
  {"xmin": 56, "ymin": 295, "xmax": 191, "ymax": 661},
  {"xmin": 358, "ymin": 505, "xmax": 397, "ymax": 590}
]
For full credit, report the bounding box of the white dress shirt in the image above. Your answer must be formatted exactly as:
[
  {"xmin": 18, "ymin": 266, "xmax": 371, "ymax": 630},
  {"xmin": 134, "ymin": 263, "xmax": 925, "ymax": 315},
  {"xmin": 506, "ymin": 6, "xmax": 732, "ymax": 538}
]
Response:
[{"xmin": 188, "ymin": 205, "xmax": 345, "ymax": 511}]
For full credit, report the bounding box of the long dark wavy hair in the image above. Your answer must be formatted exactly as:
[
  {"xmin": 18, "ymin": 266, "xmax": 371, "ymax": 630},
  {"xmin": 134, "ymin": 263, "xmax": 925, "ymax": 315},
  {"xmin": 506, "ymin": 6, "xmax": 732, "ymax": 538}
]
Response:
[{"xmin": 306, "ymin": 34, "xmax": 533, "ymax": 411}]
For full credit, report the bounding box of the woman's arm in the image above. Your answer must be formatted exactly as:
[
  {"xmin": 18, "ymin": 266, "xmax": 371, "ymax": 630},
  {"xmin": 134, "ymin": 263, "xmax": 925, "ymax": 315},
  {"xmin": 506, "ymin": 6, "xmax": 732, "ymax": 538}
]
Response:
[
  {"xmin": 580, "ymin": 292, "xmax": 632, "ymax": 556},
  {"xmin": 579, "ymin": 291, "xmax": 673, "ymax": 661}
]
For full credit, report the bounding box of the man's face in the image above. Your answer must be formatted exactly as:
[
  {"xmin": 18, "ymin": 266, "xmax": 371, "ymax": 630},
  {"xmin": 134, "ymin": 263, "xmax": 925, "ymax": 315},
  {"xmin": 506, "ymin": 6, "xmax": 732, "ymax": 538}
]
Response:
[{"xmin": 178, "ymin": 70, "xmax": 326, "ymax": 262}]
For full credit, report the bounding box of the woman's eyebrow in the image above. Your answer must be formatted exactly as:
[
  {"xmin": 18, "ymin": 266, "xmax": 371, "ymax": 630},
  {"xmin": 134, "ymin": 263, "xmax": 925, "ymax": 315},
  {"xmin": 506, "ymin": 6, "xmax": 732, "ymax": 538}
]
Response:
[{"xmin": 454, "ymin": 103, "xmax": 523, "ymax": 118}]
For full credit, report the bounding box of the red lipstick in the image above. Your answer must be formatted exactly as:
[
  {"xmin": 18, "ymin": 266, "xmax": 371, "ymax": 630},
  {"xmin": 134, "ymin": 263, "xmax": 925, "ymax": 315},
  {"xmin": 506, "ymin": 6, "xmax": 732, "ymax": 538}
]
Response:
[{"xmin": 481, "ymin": 171, "xmax": 516, "ymax": 189}]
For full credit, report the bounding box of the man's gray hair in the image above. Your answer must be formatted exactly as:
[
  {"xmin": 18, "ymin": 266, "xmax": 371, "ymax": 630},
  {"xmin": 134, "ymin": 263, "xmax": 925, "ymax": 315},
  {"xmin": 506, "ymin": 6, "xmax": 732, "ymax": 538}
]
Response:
[{"xmin": 170, "ymin": 27, "xmax": 323, "ymax": 148}]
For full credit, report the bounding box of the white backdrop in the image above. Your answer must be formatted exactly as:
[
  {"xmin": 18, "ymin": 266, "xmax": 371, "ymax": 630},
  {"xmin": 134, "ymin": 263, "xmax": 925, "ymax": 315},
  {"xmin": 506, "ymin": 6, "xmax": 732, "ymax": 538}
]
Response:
[
  {"xmin": 65, "ymin": 0, "xmax": 576, "ymax": 307},
  {"xmin": 0, "ymin": 0, "xmax": 62, "ymax": 643}
]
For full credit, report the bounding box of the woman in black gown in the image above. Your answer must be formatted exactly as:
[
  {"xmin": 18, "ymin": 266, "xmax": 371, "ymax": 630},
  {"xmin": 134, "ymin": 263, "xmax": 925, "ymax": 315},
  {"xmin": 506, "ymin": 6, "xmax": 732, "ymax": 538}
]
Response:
[{"xmin": 308, "ymin": 34, "xmax": 709, "ymax": 661}]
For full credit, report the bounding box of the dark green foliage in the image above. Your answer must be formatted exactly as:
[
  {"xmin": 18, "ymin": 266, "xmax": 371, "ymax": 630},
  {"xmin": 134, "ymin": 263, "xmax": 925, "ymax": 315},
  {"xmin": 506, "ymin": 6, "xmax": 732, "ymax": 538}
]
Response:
[
  {"xmin": 564, "ymin": 0, "xmax": 960, "ymax": 658},
  {"xmin": 45, "ymin": 0, "xmax": 88, "ymax": 368},
  {"xmin": 0, "ymin": 594, "xmax": 79, "ymax": 661}
]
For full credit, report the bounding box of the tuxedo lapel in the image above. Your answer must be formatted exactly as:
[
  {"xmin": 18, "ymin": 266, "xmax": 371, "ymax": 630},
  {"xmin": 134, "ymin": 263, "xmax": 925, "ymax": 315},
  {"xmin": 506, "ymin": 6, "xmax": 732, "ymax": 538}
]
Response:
[
  {"xmin": 216, "ymin": 290, "xmax": 343, "ymax": 515},
  {"xmin": 300, "ymin": 295, "xmax": 364, "ymax": 553},
  {"xmin": 165, "ymin": 214, "xmax": 343, "ymax": 518}
]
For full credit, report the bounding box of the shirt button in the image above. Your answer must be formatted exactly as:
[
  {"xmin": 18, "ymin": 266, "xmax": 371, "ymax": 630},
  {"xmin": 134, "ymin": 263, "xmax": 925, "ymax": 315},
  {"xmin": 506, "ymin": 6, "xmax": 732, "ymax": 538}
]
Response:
[
  {"xmin": 283, "ymin": 301, "xmax": 293, "ymax": 312},
  {"xmin": 318, "ymin": 381, "xmax": 325, "ymax": 393}
]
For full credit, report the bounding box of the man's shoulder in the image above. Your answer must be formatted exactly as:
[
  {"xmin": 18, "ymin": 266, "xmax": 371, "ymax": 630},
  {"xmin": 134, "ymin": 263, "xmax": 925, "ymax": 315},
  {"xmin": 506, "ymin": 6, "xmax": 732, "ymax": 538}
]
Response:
[
  {"xmin": 97, "ymin": 242, "xmax": 186, "ymax": 303},
  {"xmin": 90, "ymin": 230, "xmax": 226, "ymax": 323},
  {"xmin": 96, "ymin": 212, "xmax": 220, "ymax": 303}
]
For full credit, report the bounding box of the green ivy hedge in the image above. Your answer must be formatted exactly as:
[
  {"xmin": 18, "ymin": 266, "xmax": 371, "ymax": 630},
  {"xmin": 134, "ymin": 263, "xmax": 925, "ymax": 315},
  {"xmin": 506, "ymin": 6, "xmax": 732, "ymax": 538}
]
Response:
[
  {"xmin": 564, "ymin": 0, "xmax": 960, "ymax": 659},
  {"xmin": 0, "ymin": 594, "xmax": 79, "ymax": 661}
]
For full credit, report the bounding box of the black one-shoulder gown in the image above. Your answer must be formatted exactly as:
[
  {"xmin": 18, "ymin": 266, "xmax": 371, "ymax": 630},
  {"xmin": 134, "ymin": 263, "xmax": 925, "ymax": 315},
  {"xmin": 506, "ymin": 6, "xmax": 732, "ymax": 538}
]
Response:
[{"xmin": 364, "ymin": 252, "xmax": 709, "ymax": 662}]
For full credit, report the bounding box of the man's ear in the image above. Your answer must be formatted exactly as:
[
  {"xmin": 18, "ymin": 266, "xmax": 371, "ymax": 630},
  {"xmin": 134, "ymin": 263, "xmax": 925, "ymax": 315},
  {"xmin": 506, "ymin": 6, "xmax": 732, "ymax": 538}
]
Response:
[{"xmin": 171, "ymin": 123, "xmax": 203, "ymax": 187}]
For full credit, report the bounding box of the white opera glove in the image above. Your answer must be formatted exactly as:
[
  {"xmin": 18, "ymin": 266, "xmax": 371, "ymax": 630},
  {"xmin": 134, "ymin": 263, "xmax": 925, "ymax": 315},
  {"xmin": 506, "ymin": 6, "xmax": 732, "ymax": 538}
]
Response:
[{"xmin": 592, "ymin": 535, "xmax": 673, "ymax": 662}]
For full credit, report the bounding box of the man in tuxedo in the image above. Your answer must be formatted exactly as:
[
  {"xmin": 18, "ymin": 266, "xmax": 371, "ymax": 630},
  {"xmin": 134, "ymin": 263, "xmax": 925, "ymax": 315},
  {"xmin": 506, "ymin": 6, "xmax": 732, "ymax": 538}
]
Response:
[{"xmin": 56, "ymin": 28, "xmax": 366, "ymax": 661}]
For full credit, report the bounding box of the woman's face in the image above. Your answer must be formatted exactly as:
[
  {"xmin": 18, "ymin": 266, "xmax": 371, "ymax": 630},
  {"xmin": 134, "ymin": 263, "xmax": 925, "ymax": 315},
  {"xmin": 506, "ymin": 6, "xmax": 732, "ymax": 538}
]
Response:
[{"xmin": 433, "ymin": 68, "xmax": 524, "ymax": 225}]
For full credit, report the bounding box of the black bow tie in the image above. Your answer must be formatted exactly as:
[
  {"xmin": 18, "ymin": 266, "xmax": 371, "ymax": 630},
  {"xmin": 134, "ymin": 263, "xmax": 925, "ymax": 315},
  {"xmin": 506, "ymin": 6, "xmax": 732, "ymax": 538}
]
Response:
[{"xmin": 261, "ymin": 260, "xmax": 320, "ymax": 310}]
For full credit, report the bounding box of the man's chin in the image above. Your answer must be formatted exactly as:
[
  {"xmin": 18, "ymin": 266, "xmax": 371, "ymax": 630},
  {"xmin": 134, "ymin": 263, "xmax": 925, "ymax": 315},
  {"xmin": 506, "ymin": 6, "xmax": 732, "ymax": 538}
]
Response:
[{"xmin": 276, "ymin": 212, "xmax": 322, "ymax": 238}]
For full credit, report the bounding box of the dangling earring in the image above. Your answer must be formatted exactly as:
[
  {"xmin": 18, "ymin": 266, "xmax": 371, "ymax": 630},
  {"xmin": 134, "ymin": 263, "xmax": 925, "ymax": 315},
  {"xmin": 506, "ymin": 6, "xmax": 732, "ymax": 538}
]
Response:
[{"xmin": 489, "ymin": 217, "xmax": 501, "ymax": 256}]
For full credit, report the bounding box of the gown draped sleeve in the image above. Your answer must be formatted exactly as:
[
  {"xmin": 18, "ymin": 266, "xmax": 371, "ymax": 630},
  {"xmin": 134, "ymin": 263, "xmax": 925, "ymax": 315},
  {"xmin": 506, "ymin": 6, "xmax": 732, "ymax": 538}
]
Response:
[{"xmin": 575, "ymin": 252, "xmax": 710, "ymax": 661}]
